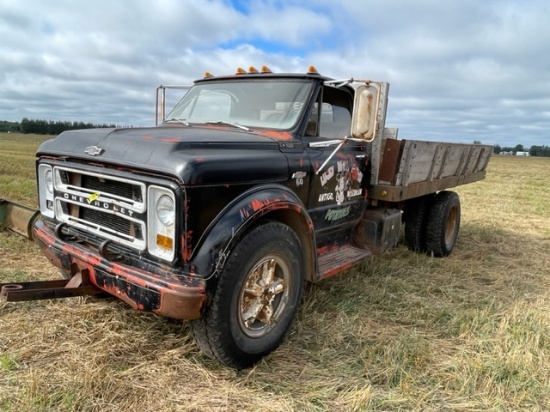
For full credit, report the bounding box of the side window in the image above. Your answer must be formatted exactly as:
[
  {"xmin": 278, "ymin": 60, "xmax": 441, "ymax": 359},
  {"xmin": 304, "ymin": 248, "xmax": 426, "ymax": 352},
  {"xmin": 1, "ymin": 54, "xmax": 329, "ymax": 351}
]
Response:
[
  {"xmin": 318, "ymin": 86, "xmax": 352, "ymax": 139},
  {"xmin": 305, "ymin": 101, "xmax": 319, "ymax": 136}
]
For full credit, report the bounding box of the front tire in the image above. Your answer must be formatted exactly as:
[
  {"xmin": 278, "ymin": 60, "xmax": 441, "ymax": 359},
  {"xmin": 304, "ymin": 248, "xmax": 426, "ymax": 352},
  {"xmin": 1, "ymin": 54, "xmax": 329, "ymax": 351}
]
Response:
[
  {"xmin": 425, "ymin": 191, "xmax": 461, "ymax": 257},
  {"xmin": 190, "ymin": 221, "xmax": 304, "ymax": 369}
]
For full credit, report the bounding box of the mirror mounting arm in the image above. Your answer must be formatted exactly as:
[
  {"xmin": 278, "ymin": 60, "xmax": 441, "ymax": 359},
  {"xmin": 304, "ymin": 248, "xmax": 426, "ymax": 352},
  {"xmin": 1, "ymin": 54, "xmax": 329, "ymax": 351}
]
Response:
[{"xmin": 315, "ymin": 136, "xmax": 365, "ymax": 175}]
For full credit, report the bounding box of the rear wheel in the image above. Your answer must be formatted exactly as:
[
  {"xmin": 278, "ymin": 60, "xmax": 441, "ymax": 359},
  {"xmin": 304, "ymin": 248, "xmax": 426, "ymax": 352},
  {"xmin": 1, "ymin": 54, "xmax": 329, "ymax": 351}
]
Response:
[
  {"xmin": 190, "ymin": 221, "xmax": 304, "ymax": 369},
  {"xmin": 404, "ymin": 194, "xmax": 434, "ymax": 253},
  {"xmin": 425, "ymin": 191, "xmax": 461, "ymax": 257}
]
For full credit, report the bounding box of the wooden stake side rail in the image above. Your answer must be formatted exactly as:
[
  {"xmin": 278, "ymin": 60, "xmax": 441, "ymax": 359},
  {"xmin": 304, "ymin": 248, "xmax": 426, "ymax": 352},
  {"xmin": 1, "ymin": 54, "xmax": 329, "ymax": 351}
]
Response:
[{"xmin": 372, "ymin": 139, "xmax": 492, "ymax": 202}]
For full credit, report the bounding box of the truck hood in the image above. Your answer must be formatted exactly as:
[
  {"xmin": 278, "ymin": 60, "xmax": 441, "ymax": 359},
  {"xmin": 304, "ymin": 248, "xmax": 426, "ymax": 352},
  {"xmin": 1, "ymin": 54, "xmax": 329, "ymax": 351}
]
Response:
[{"xmin": 37, "ymin": 126, "xmax": 292, "ymax": 185}]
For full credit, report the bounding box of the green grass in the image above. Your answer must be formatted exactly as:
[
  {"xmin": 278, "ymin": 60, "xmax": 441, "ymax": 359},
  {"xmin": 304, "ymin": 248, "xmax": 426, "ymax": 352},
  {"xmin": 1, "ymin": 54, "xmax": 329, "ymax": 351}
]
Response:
[
  {"xmin": 1, "ymin": 133, "xmax": 549, "ymax": 411},
  {"xmin": 0, "ymin": 133, "xmax": 51, "ymax": 206},
  {"xmin": 0, "ymin": 353, "xmax": 19, "ymax": 372}
]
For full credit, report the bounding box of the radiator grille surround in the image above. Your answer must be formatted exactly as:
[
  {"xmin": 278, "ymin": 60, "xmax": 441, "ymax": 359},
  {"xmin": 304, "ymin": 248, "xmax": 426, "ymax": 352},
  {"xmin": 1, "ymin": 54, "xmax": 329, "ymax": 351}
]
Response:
[{"xmin": 52, "ymin": 166, "xmax": 149, "ymax": 250}]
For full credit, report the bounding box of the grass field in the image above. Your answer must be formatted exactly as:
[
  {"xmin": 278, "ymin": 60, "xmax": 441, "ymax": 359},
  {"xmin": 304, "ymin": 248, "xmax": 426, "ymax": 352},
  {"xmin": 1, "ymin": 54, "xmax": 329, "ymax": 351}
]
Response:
[{"xmin": 1, "ymin": 132, "xmax": 549, "ymax": 411}]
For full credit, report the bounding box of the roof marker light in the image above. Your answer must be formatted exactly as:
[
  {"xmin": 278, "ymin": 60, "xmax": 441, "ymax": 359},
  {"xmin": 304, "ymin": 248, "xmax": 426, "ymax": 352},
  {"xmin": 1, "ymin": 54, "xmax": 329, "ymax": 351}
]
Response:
[
  {"xmin": 248, "ymin": 66, "xmax": 259, "ymax": 74},
  {"xmin": 307, "ymin": 65, "xmax": 319, "ymax": 74},
  {"xmin": 261, "ymin": 65, "xmax": 272, "ymax": 73},
  {"xmin": 236, "ymin": 67, "xmax": 246, "ymax": 74},
  {"xmin": 204, "ymin": 71, "xmax": 214, "ymax": 78}
]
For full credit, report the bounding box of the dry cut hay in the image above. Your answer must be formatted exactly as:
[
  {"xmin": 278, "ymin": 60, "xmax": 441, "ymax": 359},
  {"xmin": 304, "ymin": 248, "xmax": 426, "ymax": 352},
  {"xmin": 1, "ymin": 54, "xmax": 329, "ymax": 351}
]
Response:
[{"xmin": 1, "ymin": 154, "xmax": 549, "ymax": 411}]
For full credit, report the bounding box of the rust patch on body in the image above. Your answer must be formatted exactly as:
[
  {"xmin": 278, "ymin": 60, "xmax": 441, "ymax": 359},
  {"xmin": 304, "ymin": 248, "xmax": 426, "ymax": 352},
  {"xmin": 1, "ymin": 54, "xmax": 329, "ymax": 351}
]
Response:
[
  {"xmin": 33, "ymin": 222, "xmax": 206, "ymax": 320},
  {"xmin": 161, "ymin": 137, "xmax": 181, "ymax": 143},
  {"xmin": 255, "ymin": 130, "xmax": 293, "ymax": 140}
]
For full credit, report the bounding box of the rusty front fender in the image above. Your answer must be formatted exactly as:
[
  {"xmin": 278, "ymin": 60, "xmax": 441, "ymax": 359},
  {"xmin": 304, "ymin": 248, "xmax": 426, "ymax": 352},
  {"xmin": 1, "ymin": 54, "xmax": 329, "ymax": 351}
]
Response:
[{"xmin": 188, "ymin": 184, "xmax": 316, "ymax": 281}]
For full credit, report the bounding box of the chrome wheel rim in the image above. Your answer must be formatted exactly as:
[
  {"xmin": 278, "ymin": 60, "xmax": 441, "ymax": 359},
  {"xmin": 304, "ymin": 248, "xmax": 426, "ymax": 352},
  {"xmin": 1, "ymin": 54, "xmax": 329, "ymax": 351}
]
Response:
[
  {"xmin": 237, "ymin": 254, "xmax": 290, "ymax": 338},
  {"xmin": 445, "ymin": 206, "xmax": 458, "ymax": 246}
]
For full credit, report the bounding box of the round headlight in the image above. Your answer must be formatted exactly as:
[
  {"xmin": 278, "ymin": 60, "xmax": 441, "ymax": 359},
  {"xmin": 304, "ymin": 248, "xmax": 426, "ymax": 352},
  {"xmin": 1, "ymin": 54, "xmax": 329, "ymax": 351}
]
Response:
[
  {"xmin": 45, "ymin": 169, "xmax": 54, "ymax": 194},
  {"xmin": 156, "ymin": 195, "xmax": 175, "ymax": 226}
]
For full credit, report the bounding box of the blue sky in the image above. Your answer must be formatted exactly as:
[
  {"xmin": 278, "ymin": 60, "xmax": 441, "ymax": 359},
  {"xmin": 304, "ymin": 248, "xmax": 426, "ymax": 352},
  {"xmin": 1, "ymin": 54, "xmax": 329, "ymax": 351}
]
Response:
[{"xmin": 1, "ymin": 0, "xmax": 550, "ymax": 148}]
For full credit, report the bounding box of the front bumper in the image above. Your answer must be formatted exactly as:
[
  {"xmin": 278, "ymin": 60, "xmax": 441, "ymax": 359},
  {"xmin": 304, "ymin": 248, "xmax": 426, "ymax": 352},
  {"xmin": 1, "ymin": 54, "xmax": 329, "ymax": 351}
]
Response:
[{"xmin": 34, "ymin": 220, "xmax": 206, "ymax": 320}]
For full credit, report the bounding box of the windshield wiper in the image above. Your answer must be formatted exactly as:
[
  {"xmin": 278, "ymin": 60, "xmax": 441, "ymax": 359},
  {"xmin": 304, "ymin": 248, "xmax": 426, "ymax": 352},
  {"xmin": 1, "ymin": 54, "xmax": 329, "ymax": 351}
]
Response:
[
  {"xmin": 206, "ymin": 120, "xmax": 250, "ymax": 131},
  {"xmin": 164, "ymin": 118, "xmax": 190, "ymax": 126}
]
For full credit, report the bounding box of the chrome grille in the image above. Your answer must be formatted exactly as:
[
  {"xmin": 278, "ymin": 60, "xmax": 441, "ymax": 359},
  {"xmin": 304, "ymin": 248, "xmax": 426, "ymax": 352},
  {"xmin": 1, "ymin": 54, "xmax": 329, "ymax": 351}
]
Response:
[
  {"xmin": 81, "ymin": 208, "xmax": 133, "ymax": 236},
  {"xmin": 82, "ymin": 174, "xmax": 140, "ymax": 201},
  {"xmin": 53, "ymin": 166, "xmax": 147, "ymax": 250}
]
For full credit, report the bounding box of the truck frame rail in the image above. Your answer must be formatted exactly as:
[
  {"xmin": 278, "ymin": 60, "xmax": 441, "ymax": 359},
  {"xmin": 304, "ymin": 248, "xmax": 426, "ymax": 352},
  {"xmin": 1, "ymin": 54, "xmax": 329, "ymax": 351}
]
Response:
[{"xmin": 0, "ymin": 270, "xmax": 105, "ymax": 302}]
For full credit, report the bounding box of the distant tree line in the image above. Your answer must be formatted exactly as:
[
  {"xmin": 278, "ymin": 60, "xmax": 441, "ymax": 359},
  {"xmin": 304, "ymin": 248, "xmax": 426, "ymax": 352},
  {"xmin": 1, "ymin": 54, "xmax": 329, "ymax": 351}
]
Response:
[
  {"xmin": 493, "ymin": 144, "xmax": 524, "ymax": 154},
  {"xmin": 0, "ymin": 119, "xmax": 118, "ymax": 135},
  {"xmin": 0, "ymin": 120, "xmax": 21, "ymax": 132},
  {"xmin": 492, "ymin": 144, "xmax": 550, "ymax": 157},
  {"xmin": 527, "ymin": 145, "xmax": 550, "ymax": 157}
]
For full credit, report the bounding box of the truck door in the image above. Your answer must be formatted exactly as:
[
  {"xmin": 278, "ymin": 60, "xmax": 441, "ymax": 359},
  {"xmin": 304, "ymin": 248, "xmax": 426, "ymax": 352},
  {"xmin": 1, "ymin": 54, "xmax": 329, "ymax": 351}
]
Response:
[{"xmin": 304, "ymin": 85, "xmax": 367, "ymax": 244}]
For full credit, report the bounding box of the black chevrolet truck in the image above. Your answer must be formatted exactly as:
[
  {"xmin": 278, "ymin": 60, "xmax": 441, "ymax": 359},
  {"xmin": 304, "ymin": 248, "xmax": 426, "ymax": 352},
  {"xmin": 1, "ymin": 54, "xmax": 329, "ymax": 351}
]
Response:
[{"xmin": 23, "ymin": 66, "xmax": 492, "ymax": 368}]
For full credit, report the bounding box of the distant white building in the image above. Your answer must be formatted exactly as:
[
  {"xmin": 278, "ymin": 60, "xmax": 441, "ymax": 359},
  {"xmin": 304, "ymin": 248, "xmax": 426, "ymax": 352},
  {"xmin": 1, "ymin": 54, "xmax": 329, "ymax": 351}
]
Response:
[{"xmin": 499, "ymin": 151, "xmax": 530, "ymax": 156}]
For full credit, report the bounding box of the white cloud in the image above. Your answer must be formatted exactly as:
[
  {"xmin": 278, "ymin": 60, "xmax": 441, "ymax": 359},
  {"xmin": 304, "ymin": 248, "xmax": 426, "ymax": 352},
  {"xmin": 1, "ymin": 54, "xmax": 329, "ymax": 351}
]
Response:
[
  {"xmin": 243, "ymin": 2, "xmax": 332, "ymax": 46},
  {"xmin": 0, "ymin": 0, "xmax": 549, "ymax": 147}
]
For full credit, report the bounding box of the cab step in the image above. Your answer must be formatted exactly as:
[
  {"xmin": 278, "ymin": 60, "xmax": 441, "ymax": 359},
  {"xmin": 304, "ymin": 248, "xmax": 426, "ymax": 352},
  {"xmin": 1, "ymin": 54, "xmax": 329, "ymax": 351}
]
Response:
[{"xmin": 317, "ymin": 246, "xmax": 371, "ymax": 280}]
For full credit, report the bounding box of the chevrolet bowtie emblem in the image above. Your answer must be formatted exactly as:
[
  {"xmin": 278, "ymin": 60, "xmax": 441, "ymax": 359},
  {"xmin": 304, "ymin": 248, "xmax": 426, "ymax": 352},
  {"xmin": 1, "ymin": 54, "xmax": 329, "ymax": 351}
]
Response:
[
  {"xmin": 87, "ymin": 192, "xmax": 100, "ymax": 203},
  {"xmin": 84, "ymin": 146, "xmax": 104, "ymax": 156}
]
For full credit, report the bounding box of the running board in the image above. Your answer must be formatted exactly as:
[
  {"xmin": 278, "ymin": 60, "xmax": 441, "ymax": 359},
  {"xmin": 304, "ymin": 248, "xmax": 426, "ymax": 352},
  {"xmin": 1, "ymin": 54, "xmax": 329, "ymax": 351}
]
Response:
[
  {"xmin": 0, "ymin": 270, "xmax": 105, "ymax": 302},
  {"xmin": 317, "ymin": 246, "xmax": 371, "ymax": 280}
]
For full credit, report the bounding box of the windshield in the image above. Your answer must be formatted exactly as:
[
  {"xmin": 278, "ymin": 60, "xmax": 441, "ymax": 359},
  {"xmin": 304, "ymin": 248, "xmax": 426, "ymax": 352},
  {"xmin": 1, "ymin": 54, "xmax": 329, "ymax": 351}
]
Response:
[{"xmin": 164, "ymin": 79, "xmax": 312, "ymax": 130}]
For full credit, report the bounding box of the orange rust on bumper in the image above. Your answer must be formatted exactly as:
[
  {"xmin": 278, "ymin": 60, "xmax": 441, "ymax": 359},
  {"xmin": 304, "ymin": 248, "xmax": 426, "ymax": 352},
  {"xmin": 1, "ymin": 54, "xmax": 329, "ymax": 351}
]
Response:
[{"xmin": 34, "ymin": 221, "xmax": 206, "ymax": 320}]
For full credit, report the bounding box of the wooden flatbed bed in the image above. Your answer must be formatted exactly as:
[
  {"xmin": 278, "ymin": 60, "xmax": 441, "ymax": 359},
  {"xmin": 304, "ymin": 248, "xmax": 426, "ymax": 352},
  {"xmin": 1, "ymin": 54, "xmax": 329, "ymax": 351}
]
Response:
[{"xmin": 369, "ymin": 137, "xmax": 492, "ymax": 202}]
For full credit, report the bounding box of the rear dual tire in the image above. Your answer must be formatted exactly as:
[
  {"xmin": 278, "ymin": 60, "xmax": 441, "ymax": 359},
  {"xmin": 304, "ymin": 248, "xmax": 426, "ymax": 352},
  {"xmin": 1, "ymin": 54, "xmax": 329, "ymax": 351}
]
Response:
[
  {"xmin": 404, "ymin": 194, "xmax": 434, "ymax": 253},
  {"xmin": 405, "ymin": 191, "xmax": 461, "ymax": 257},
  {"xmin": 425, "ymin": 191, "xmax": 461, "ymax": 257}
]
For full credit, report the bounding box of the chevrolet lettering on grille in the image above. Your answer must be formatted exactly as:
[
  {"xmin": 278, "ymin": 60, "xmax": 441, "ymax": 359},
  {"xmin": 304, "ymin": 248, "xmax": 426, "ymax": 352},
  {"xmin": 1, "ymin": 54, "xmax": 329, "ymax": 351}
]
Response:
[{"xmin": 62, "ymin": 192, "xmax": 137, "ymax": 217}]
